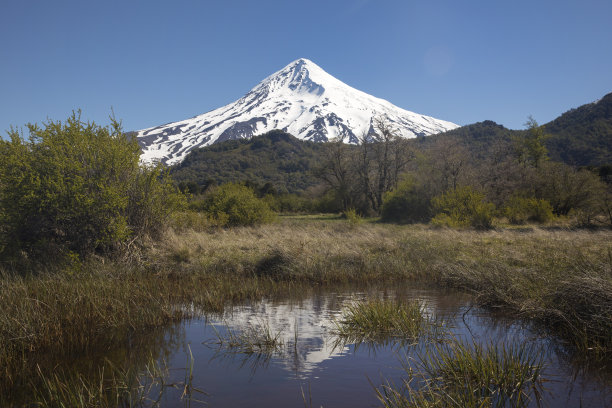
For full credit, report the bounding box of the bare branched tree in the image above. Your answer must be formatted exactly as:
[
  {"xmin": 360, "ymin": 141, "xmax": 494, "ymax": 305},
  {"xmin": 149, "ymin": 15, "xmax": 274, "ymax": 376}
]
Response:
[
  {"xmin": 424, "ymin": 136, "xmax": 471, "ymax": 193},
  {"xmin": 313, "ymin": 137, "xmax": 355, "ymax": 210},
  {"xmin": 355, "ymin": 117, "xmax": 413, "ymax": 213},
  {"xmin": 314, "ymin": 117, "xmax": 414, "ymax": 214}
]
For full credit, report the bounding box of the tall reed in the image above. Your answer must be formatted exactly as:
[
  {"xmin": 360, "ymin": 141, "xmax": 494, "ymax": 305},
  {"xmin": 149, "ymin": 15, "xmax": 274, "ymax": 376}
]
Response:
[
  {"xmin": 375, "ymin": 339, "xmax": 545, "ymax": 408},
  {"xmin": 333, "ymin": 299, "xmax": 433, "ymax": 344}
]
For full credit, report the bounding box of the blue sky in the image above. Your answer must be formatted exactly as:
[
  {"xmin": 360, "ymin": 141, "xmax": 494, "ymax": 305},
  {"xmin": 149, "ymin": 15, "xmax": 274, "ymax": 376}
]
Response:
[{"xmin": 1, "ymin": 0, "xmax": 611, "ymax": 135}]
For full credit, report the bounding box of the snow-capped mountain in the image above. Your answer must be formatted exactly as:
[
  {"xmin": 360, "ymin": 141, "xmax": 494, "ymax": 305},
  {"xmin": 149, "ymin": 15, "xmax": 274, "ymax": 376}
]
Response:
[{"xmin": 137, "ymin": 58, "xmax": 459, "ymax": 165}]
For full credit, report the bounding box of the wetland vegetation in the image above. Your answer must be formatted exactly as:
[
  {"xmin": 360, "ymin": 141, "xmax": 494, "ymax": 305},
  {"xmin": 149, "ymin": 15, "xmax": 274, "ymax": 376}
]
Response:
[
  {"xmin": 1, "ymin": 219, "xmax": 610, "ymax": 406},
  {"xmin": 0, "ymin": 114, "xmax": 610, "ymax": 406}
]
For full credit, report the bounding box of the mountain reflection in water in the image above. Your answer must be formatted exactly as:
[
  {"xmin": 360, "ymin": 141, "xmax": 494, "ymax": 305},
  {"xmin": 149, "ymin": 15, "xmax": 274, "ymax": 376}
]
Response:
[{"xmin": 154, "ymin": 287, "xmax": 611, "ymax": 408}]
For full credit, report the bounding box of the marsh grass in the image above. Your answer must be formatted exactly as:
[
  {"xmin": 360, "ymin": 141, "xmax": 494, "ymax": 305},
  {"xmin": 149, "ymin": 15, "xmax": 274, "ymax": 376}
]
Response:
[
  {"xmin": 209, "ymin": 321, "xmax": 284, "ymax": 356},
  {"xmin": 376, "ymin": 340, "xmax": 545, "ymax": 408},
  {"xmin": 0, "ymin": 264, "xmax": 295, "ymax": 402},
  {"xmin": 1, "ymin": 218, "xmax": 610, "ymax": 405},
  {"xmin": 333, "ymin": 299, "xmax": 437, "ymax": 344},
  {"xmin": 156, "ymin": 220, "xmax": 611, "ymax": 356},
  {"xmin": 33, "ymin": 358, "xmax": 164, "ymax": 408},
  {"xmin": 206, "ymin": 321, "xmax": 285, "ymax": 372},
  {"xmin": 32, "ymin": 352, "xmax": 208, "ymax": 408}
]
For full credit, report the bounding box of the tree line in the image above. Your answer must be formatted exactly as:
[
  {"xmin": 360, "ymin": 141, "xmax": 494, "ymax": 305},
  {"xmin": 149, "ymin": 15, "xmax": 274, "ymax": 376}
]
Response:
[{"xmin": 315, "ymin": 117, "xmax": 611, "ymax": 227}]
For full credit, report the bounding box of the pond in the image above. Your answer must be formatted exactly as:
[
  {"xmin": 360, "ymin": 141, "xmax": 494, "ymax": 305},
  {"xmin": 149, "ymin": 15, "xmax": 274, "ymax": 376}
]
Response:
[
  {"xmin": 149, "ymin": 286, "xmax": 611, "ymax": 407},
  {"xmin": 8, "ymin": 286, "xmax": 612, "ymax": 407}
]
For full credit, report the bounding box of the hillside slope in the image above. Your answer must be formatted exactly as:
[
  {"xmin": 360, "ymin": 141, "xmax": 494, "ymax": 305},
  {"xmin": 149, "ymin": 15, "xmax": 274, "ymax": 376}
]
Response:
[
  {"xmin": 544, "ymin": 92, "xmax": 612, "ymax": 166},
  {"xmin": 170, "ymin": 130, "xmax": 326, "ymax": 194},
  {"xmin": 430, "ymin": 92, "xmax": 612, "ymax": 166}
]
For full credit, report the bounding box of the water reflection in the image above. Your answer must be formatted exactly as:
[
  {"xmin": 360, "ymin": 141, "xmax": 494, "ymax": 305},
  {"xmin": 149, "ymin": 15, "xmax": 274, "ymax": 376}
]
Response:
[
  {"xmin": 174, "ymin": 287, "xmax": 611, "ymax": 408},
  {"xmin": 8, "ymin": 286, "xmax": 612, "ymax": 407},
  {"xmin": 207, "ymin": 287, "xmax": 466, "ymax": 377},
  {"xmin": 4, "ymin": 322, "xmax": 187, "ymax": 407}
]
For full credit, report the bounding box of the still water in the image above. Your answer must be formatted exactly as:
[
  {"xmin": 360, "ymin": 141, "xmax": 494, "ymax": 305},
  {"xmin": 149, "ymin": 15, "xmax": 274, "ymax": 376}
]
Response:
[{"xmin": 145, "ymin": 286, "xmax": 611, "ymax": 407}]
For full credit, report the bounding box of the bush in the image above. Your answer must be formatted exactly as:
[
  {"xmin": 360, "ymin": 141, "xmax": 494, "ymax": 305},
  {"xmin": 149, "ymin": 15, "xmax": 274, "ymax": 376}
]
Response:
[
  {"xmin": 201, "ymin": 183, "xmax": 274, "ymax": 227},
  {"xmin": 342, "ymin": 208, "xmax": 363, "ymax": 226},
  {"xmin": 431, "ymin": 186, "xmax": 495, "ymax": 229},
  {"xmin": 380, "ymin": 177, "xmax": 431, "ymax": 223},
  {"xmin": 504, "ymin": 196, "xmax": 554, "ymax": 224},
  {"xmin": 538, "ymin": 162, "xmax": 605, "ymax": 216},
  {"xmin": 0, "ymin": 112, "xmax": 185, "ymax": 262}
]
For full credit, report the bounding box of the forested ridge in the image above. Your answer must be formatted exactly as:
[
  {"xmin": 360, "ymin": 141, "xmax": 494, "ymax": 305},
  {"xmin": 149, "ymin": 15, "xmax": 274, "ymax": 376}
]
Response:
[
  {"xmin": 170, "ymin": 129, "xmax": 326, "ymax": 194},
  {"xmin": 433, "ymin": 92, "xmax": 612, "ymax": 166}
]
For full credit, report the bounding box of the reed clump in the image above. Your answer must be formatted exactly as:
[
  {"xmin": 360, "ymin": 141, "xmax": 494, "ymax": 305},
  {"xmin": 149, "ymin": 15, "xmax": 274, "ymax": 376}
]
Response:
[
  {"xmin": 376, "ymin": 340, "xmax": 545, "ymax": 408},
  {"xmin": 333, "ymin": 299, "xmax": 430, "ymax": 344},
  {"xmin": 33, "ymin": 358, "xmax": 168, "ymax": 408},
  {"xmin": 210, "ymin": 321, "xmax": 284, "ymax": 356},
  {"xmin": 207, "ymin": 321, "xmax": 286, "ymax": 371},
  {"xmin": 33, "ymin": 350, "xmax": 206, "ymax": 408}
]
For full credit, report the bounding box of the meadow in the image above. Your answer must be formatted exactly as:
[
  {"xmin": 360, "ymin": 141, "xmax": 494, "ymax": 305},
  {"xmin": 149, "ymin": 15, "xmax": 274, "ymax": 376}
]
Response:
[{"xmin": 1, "ymin": 215, "xmax": 610, "ymax": 406}]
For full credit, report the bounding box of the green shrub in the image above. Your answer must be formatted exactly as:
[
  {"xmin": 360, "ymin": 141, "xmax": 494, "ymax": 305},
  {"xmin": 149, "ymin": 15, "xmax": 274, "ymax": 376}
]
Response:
[
  {"xmin": 431, "ymin": 186, "xmax": 495, "ymax": 229},
  {"xmin": 538, "ymin": 162, "xmax": 605, "ymax": 216},
  {"xmin": 504, "ymin": 196, "xmax": 554, "ymax": 224},
  {"xmin": 201, "ymin": 183, "xmax": 274, "ymax": 227},
  {"xmin": 0, "ymin": 112, "xmax": 185, "ymax": 262},
  {"xmin": 342, "ymin": 208, "xmax": 363, "ymax": 226},
  {"xmin": 380, "ymin": 177, "xmax": 431, "ymax": 223},
  {"xmin": 504, "ymin": 196, "xmax": 530, "ymax": 224}
]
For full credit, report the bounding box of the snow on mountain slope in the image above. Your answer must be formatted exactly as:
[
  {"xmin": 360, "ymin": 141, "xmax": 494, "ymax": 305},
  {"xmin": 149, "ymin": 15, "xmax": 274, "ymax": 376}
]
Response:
[{"xmin": 137, "ymin": 58, "xmax": 459, "ymax": 165}]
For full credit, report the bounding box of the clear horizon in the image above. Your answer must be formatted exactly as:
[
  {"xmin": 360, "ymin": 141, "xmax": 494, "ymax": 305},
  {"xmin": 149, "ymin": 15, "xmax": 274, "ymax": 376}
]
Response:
[{"xmin": 1, "ymin": 0, "xmax": 611, "ymax": 135}]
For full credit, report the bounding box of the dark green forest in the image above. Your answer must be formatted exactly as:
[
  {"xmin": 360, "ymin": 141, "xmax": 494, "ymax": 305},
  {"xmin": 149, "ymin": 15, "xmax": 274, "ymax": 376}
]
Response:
[
  {"xmin": 544, "ymin": 92, "xmax": 612, "ymax": 165},
  {"xmin": 171, "ymin": 129, "xmax": 326, "ymax": 195},
  {"xmin": 432, "ymin": 92, "xmax": 612, "ymax": 166}
]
